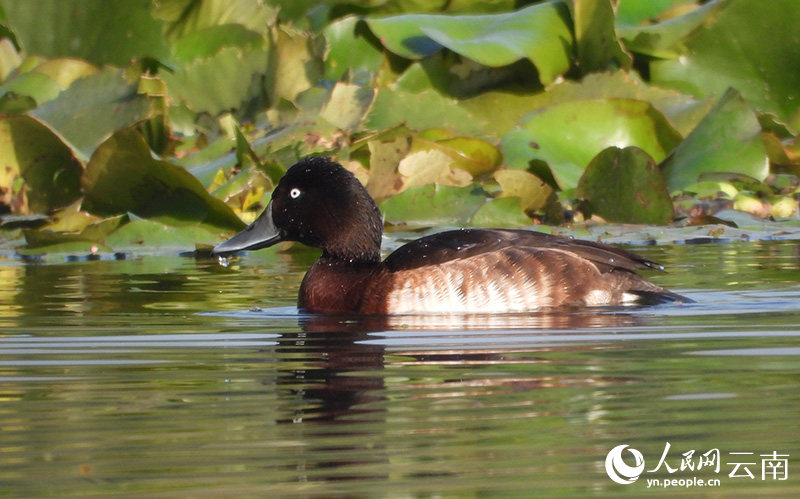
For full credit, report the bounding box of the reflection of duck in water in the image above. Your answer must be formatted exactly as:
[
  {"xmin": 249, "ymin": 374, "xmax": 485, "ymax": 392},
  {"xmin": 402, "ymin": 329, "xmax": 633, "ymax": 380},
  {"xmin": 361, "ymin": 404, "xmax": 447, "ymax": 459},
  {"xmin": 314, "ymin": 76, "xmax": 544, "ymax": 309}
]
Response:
[{"xmin": 213, "ymin": 157, "xmax": 690, "ymax": 314}]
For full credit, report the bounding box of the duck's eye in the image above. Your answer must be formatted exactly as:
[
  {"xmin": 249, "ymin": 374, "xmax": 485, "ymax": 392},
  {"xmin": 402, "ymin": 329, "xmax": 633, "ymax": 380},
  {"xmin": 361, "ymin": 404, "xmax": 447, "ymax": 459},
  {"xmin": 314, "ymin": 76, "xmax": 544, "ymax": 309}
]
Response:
[{"xmin": 289, "ymin": 188, "xmax": 302, "ymax": 199}]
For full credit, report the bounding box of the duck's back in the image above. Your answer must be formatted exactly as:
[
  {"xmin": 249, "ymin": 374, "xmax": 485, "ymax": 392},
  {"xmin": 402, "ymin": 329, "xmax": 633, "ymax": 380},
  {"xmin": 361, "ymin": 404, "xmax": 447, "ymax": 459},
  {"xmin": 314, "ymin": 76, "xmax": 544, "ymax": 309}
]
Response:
[{"xmin": 356, "ymin": 229, "xmax": 685, "ymax": 314}]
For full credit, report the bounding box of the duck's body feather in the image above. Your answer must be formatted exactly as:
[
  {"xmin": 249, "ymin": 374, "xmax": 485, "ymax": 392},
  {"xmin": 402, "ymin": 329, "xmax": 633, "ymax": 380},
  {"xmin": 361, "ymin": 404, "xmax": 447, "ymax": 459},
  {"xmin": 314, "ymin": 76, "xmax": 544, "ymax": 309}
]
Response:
[{"xmin": 298, "ymin": 228, "xmax": 684, "ymax": 314}]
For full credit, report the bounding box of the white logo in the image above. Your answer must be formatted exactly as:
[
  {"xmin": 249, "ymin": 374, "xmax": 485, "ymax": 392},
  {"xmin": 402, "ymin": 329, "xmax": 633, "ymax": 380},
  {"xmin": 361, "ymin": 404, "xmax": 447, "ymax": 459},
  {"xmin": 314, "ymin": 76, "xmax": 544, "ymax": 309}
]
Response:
[{"xmin": 606, "ymin": 444, "xmax": 646, "ymax": 484}]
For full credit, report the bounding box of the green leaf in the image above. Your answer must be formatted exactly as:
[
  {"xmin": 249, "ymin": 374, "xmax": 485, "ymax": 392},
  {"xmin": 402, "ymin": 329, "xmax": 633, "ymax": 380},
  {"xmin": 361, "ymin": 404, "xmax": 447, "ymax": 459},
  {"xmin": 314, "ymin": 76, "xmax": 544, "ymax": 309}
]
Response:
[
  {"xmin": 661, "ymin": 88, "xmax": 769, "ymax": 192},
  {"xmin": 161, "ymin": 45, "xmax": 270, "ymax": 116},
  {"xmin": 30, "ymin": 58, "xmax": 98, "ymax": 89},
  {"xmin": 616, "ymin": 0, "xmax": 680, "ymax": 27},
  {"xmin": 364, "ymin": 88, "xmax": 486, "ymax": 137},
  {"xmin": 171, "ymin": 24, "xmax": 265, "ymax": 63},
  {"xmin": 618, "ymin": 1, "xmax": 726, "ymax": 58},
  {"xmin": 462, "ymin": 70, "xmax": 712, "ymax": 138},
  {"xmin": 31, "ymin": 67, "xmax": 160, "ymax": 161},
  {"xmin": 495, "ymin": 169, "xmax": 553, "ymax": 212},
  {"xmin": 365, "ymin": 134, "xmax": 411, "ymax": 202},
  {"xmin": 103, "ymin": 218, "xmax": 224, "ymax": 250},
  {"xmin": 380, "ymin": 183, "xmax": 486, "ymax": 227},
  {"xmin": 270, "ymin": 27, "xmax": 322, "ymax": 104},
  {"xmin": 647, "ymin": 0, "xmax": 800, "ymax": 126},
  {"xmin": 576, "ymin": 146, "xmax": 674, "ymax": 225},
  {"xmin": 153, "ymin": 0, "xmax": 278, "ymax": 39},
  {"xmin": 81, "ymin": 128, "xmax": 245, "ymax": 231},
  {"xmin": 0, "ymin": 71, "xmax": 61, "ymax": 109},
  {"xmin": 573, "ymin": 0, "xmax": 632, "ymax": 73},
  {"xmin": 319, "ymin": 83, "xmax": 375, "ymax": 131},
  {"xmin": 469, "ymin": 197, "xmax": 533, "ymax": 228},
  {"xmin": 2, "ymin": 0, "xmax": 170, "ymax": 66},
  {"xmin": 502, "ymin": 98, "xmax": 682, "ymax": 190},
  {"xmin": 366, "ymin": 1, "xmax": 573, "ymax": 85},
  {"xmin": 323, "ymin": 16, "xmax": 384, "ymax": 82},
  {"xmin": 0, "ymin": 115, "xmax": 82, "ymax": 214}
]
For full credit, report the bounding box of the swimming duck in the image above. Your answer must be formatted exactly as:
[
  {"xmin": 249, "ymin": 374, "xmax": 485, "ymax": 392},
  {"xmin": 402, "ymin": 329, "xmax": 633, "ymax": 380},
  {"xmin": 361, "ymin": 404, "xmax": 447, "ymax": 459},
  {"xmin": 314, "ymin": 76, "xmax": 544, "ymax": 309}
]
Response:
[{"xmin": 212, "ymin": 156, "xmax": 689, "ymax": 314}]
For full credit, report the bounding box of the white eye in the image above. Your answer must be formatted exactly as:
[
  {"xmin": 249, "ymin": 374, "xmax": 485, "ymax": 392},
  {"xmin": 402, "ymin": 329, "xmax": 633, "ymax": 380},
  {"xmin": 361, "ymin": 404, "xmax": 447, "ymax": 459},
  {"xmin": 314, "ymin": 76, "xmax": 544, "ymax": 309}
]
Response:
[{"xmin": 289, "ymin": 188, "xmax": 302, "ymax": 199}]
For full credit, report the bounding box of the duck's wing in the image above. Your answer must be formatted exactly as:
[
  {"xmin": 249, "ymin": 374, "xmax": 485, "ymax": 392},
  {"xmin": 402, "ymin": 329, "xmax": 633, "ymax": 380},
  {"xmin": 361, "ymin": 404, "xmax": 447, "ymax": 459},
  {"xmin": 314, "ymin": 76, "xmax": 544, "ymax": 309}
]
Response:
[{"xmin": 383, "ymin": 228, "xmax": 661, "ymax": 274}]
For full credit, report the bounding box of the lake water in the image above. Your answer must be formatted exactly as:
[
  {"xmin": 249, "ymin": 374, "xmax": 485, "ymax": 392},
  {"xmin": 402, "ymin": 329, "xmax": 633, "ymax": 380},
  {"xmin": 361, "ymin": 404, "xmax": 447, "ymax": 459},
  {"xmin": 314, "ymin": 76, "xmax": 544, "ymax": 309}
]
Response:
[{"xmin": 1, "ymin": 238, "xmax": 799, "ymax": 497}]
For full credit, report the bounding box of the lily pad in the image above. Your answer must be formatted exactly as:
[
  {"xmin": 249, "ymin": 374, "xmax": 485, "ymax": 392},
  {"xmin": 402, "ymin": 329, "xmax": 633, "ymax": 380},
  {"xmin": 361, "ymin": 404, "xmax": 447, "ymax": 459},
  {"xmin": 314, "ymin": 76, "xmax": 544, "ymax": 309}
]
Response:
[
  {"xmin": 153, "ymin": 0, "xmax": 277, "ymax": 40},
  {"xmin": 463, "ymin": 70, "xmax": 712, "ymax": 138},
  {"xmin": 647, "ymin": 0, "xmax": 800, "ymax": 126},
  {"xmin": 363, "ymin": 88, "xmax": 485, "ymax": 137},
  {"xmin": 380, "ymin": 183, "xmax": 486, "ymax": 227},
  {"xmin": 0, "ymin": 115, "xmax": 83, "ymax": 214},
  {"xmin": 31, "ymin": 67, "xmax": 161, "ymax": 161},
  {"xmin": 366, "ymin": 1, "xmax": 573, "ymax": 85},
  {"xmin": 2, "ymin": 0, "xmax": 170, "ymax": 66},
  {"xmin": 470, "ymin": 197, "xmax": 534, "ymax": 227},
  {"xmin": 576, "ymin": 146, "xmax": 674, "ymax": 225},
  {"xmin": 161, "ymin": 45, "xmax": 270, "ymax": 116},
  {"xmin": 618, "ymin": 0, "xmax": 726, "ymax": 58},
  {"xmin": 104, "ymin": 218, "xmax": 223, "ymax": 250},
  {"xmin": 81, "ymin": 128, "xmax": 245, "ymax": 231},
  {"xmin": 494, "ymin": 169, "xmax": 553, "ymax": 212},
  {"xmin": 573, "ymin": 0, "xmax": 632, "ymax": 73},
  {"xmin": 661, "ymin": 88, "xmax": 768, "ymax": 192},
  {"xmin": 502, "ymin": 98, "xmax": 682, "ymax": 190},
  {"xmin": 320, "ymin": 82, "xmax": 375, "ymax": 131},
  {"xmin": 323, "ymin": 16, "xmax": 384, "ymax": 83},
  {"xmin": 171, "ymin": 24, "xmax": 265, "ymax": 63}
]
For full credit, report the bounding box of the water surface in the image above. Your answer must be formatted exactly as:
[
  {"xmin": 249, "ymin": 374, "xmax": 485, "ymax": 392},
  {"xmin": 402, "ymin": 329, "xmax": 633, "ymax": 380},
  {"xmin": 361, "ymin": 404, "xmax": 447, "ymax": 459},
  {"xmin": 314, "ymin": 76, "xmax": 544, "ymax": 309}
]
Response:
[{"xmin": 1, "ymin": 240, "xmax": 799, "ymax": 497}]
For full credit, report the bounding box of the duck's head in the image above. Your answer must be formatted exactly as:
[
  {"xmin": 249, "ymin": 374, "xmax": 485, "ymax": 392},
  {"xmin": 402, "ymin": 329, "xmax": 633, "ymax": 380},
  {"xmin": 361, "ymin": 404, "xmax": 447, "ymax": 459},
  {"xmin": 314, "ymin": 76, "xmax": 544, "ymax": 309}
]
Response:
[{"xmin": 212, "ymin": 156, "xmax": 383, "ymax": 263}]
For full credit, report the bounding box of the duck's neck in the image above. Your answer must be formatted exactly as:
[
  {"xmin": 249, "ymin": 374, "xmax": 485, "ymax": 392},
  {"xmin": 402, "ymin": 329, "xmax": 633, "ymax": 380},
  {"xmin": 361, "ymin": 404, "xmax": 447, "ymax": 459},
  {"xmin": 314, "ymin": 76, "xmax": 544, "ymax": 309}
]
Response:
[{"xmin": 298, "ymin": 255, "xmax": 380, "ymax": 313}]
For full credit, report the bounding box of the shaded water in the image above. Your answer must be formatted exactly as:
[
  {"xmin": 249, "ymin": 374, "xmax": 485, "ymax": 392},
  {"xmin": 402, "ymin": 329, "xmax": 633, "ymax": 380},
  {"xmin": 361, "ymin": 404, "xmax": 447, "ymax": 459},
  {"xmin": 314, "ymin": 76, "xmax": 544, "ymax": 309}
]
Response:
[{"xmin": 1, "ymin": 239, "xmax": 799, "ymax": 497}]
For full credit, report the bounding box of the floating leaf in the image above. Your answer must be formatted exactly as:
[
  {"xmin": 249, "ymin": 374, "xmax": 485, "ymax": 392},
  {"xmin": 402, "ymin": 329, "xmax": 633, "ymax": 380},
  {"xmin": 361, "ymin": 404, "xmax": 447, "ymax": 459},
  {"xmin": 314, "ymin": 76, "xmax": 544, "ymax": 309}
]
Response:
[
  {"xmin": 320, "ymin": 82, "xmax": 375, "ymax": 131},
  {"xmin": 153, "ymin": 0, "xmax": 277, "ymax": 40},
  {"xmin": 463, "ymin": 71, "xmax": 712, "ymax": 138},
  {"xmin": 3, "ymin": 0, "xmax": 170, "ymax": 66},
  {"xmin": 380, "ymin": 183, "xmax": 486, "ymax": 227},
  {"xmin": 364, "ymin": 88, "xmax": 485, "ymax": 137},
  {"xmin": 398, "ymin": 148, "xmax": 472, "ymax": 190},
  {"xmin": 647, "ymin": 0, "xmax": 800, "ymax": 126},
  {"xmin": 366, "ymin": 1, "xmax": 573, "ymax": 85},
  {"xmin": 661, "ymin": 88, "xmax": 768, "ymax": 192},
  {"xmin": 573, "ymin": 0, "xmax": 632, "ymax": 73},
  {"xmin": 323, "ymin": 16, "xmax": 384, "ymax": 82},
  {"xmin": 426, "ymin": 136, "xmax": 502, "ymax": 177},
  {"xmin": 618, "ymin": 1, "xmax": 726, "ymax": 58},
  {"xmin": 0, "ymin": 115, "xmax": 83, "ymax": 214},
  {"xmin": 502, "ymin": 98, "xmax": 682, "ymax": 190},
  {"xmin": 103, "ymin": 218, "xmax": 223, "ymax": 250},
  {"xmin": 576, "ymin": 146, "xmax": 674, "ymax": 225},
  {"xmin": 31, "ymin": 58, "xmax": 98, "ymax": 89},
  {"xmin": 470, "ymin": 197, "xmax": 533, "ymax": 227},
  {"xmin": 270, "ymin": 27, "xmax": 322, "ymax": 104},
  {"xmin": 171, "ymin": 24, "xmax": 265, "ymax": 63},
  {"xmin": 365, "ymin": 134, "xmax": 411, "ymax": 202},
  {"xmin": 0, "ymin": 71, "xmax": 61, "ymax": 112},
  {"xmin": 31, "ymin": 67, "xmax": 161, "ymax": 161},
  {"xmin": 495, "ymin": 169, "xmax": 553, "ymax": 212},
  {"xmin": 161, "ymin": 45, "xmax": 270, "ymax": 116},
  {"xmin": 81, "ymin": 128, "xmax": 245, "ymax": 231}
]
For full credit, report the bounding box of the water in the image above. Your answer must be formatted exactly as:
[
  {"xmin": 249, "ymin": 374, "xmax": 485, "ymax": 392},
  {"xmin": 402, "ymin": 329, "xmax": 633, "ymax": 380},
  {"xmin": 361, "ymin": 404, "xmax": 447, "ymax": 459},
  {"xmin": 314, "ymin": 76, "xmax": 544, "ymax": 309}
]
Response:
[{"xmin": 1, "ymin": 240, "xmax": 799, "ymax": 497}]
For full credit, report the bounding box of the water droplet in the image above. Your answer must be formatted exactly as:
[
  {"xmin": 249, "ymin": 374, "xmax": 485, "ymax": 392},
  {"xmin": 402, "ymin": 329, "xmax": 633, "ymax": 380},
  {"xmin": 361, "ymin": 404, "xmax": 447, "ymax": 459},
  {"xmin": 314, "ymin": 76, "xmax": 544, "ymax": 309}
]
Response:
[{"xmin": 218, "ymin": 256, "xmax": 230, "ymax": 268}]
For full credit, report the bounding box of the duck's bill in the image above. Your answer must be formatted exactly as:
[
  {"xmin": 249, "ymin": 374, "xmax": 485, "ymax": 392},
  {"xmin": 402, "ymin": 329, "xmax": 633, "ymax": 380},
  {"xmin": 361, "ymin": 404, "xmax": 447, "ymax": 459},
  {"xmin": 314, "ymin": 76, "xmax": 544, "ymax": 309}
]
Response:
[{"xmin": 211, "ymin": 203, "xmax": 283, "ymax": 256}]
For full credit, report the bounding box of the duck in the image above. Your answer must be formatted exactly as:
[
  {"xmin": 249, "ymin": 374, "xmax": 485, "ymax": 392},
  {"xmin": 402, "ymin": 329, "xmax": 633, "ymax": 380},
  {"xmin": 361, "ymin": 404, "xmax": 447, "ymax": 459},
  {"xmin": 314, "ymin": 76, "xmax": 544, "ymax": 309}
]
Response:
[{"xmin": 212, "ymin": 156, "xmax": 690, "ymax": 314}]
